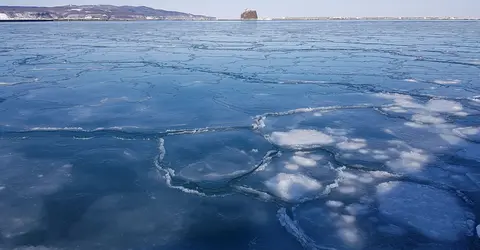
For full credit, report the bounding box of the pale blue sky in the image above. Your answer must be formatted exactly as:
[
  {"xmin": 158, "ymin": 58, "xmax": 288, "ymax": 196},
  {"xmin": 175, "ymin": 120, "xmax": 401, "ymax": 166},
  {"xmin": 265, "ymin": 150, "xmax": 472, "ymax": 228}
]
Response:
[{"xmin": 2, "ymin": 0, "xmax": 478, "ymax": 18}]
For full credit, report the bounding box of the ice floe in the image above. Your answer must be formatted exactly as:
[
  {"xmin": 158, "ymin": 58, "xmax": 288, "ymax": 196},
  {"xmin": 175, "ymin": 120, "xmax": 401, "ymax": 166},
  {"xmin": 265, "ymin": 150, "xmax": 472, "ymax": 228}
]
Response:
[
  {"xmin": 157, "ymin": 130, "xmax": 272, "ymax": 191},
  {"xmin": 178, "ymin": 148, "xmax": 255, "ymax": 183},
  {"xmin": 376, "ymin": 181, "xmax": 474, "ymax": 242}
]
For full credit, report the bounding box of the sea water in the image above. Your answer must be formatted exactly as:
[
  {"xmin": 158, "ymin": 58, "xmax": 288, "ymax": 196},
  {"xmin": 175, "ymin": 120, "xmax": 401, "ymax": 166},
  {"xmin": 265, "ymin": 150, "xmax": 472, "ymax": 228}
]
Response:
[{"xmin": 0, "ymin": 21, "xmax": 479, "ymax": 250}]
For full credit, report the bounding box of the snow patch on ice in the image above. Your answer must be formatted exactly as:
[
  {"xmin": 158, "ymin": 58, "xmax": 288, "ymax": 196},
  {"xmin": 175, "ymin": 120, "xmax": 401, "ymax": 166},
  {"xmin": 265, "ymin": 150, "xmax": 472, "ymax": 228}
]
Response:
[
  {"xmin": 375, "ymin": 93, "xmax": 422, "ymax": 109},
  {"xmin": 325, "ymin": 127, "xmax": 349, "ymax": 136},
  {"xmin": 382, "ymin": 106, "xmax": 408, "ymax": 113},
  {"xmin": 337, "ymin": 186, "xmax": 357, "ymax": 194},
  {"xmin": 337, "ymin": 227, "xmax": 360, "ymax": 245},
  {"xmin": 433, "ymin": 79, "xmax": 461, "ymax": 85},
  {"xmin": 268, "ymin": 129, "xmax": 334, "ymax": 149},
  {"xmin": 326, "ymin": 200, "xmax": 344, "ymax": 208},
  {"xmin": 158, "ymin": 138, "xmax": 166, "ymax": 161},
  {"xmin": 337, "ymin": 138, "xmax": 367, "ymax": 150},
  {"xmin": 386, "ymin": 149, "xmax": 430, "ymax": 174},
  {"xmin": 425, "ymin": 99, "xmax": 463, "ymax": 113},
  {"xmin": 412, "ymin": 114, "xmax": 445, "ymax": 124},
  {"xmin": 265, "ymin": 173, "xmax": 323, "ymax": 202},
  {"xmin": 377, "ymin": 93, "xmax": 465, "ymax": 116},
  {"xmin": 30, "ymin": 127, "xmax": 85, "ymax": 131},
  {"xmin": 291, "ymin": 155, "xmax": 318, "ymax": 167}
]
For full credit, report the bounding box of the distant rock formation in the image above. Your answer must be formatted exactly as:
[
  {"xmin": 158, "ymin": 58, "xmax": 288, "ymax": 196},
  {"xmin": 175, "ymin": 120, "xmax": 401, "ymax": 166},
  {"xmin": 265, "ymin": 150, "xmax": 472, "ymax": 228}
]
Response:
[{"xmin": 241, "ymin": 9, "xmax": 258, "ymax": 20}]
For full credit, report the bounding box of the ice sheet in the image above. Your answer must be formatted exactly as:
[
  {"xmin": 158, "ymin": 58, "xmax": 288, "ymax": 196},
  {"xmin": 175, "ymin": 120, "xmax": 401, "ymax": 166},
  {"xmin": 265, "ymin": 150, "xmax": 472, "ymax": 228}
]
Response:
[{"xmin": 376, "ymin": 181, "xmax": 474, "ymax": 242}]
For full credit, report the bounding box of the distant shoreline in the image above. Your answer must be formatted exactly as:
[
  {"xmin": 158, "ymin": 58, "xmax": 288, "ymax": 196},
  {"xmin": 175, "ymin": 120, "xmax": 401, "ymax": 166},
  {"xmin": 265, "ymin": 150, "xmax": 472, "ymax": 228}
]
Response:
[
  {"xmin": 0, "ymin": 19, "xmax": 54, "ymax": 22},
  {"xmin": 223, "ymin": 17, "xmax": 480, "ymax": 21},
  {"xmin": 1, "ymin": 17, "xmax": 479, "ymax": 23}
]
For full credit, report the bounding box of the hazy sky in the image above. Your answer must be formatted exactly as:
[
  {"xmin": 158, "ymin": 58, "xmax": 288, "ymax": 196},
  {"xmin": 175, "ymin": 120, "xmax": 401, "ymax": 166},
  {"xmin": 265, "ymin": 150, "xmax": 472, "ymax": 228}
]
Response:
[{"xmin": 2, "ymin": 0, "xmax": 478, "ymax": 18}]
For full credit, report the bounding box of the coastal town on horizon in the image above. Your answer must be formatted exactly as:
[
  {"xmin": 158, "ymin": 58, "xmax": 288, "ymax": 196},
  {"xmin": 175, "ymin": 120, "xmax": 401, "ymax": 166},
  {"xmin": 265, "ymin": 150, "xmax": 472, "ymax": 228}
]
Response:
[{"xmin": 0, "ymin": 5, "xmax": 479, "ymax": 22}]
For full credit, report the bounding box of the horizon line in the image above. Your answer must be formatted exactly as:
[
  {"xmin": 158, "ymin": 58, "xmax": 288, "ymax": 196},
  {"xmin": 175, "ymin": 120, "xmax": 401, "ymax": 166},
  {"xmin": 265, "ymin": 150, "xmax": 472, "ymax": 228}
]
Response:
[{"xmin": 1, "ymin": 4, "xmax": 479, "ymax": 19}]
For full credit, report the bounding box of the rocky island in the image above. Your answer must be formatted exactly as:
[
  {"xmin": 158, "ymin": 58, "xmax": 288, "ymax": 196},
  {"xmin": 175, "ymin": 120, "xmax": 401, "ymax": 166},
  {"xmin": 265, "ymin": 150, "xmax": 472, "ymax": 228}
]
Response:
[
  {"xmin": 241, "ymin": 9, "xmax": 258, "ymax": 20},
  {"xmin": 0, "ymin": 5, "xmax": 216, "ymax": 21}
]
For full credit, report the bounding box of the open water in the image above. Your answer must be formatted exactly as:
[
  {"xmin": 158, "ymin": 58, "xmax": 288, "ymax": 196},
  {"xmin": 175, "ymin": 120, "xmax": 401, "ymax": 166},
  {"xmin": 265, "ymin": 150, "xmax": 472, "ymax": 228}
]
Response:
[{"xmin": 0, "ymin": 21, "xmax": 480, "ymax": 250}]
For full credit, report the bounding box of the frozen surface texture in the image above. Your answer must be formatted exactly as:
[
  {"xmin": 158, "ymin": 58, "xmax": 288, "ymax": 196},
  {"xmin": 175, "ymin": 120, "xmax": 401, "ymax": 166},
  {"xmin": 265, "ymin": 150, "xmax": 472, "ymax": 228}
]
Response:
[
  {"xmin": 376, "ymin": 182, "xmax": 473, "ymax": 242},
  {"xmin": 0, "ymin": 21, "xmax": 479, "ymax": 250}
]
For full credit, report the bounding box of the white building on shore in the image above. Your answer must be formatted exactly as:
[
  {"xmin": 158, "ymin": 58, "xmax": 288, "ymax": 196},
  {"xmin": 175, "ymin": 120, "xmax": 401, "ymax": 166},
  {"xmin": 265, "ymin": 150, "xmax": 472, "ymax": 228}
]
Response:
[{"xmin": 0, "ymin": 13, "xmax": 10, "ymax": 20}]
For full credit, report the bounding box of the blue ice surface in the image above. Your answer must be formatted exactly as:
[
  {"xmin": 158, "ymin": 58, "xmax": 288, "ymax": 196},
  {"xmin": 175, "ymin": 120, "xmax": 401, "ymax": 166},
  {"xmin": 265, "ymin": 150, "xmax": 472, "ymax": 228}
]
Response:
[{"xmin": 0, "ymin": 20, "xmax": 479, "ymax": 250}]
